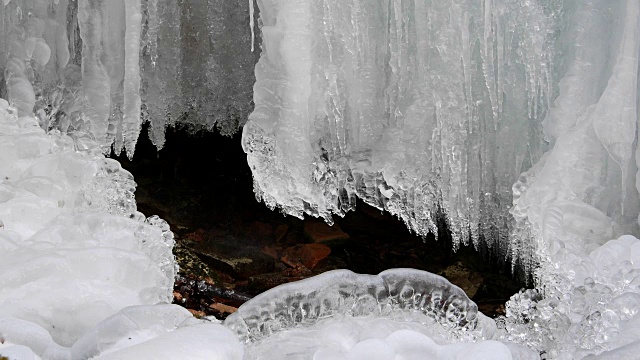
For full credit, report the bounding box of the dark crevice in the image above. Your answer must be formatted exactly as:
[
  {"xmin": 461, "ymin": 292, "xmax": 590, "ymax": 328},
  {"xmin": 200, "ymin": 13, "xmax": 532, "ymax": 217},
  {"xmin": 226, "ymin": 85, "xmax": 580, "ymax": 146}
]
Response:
[{"xmin": 114, "ymin": 123, "xmax": 528, "ymax": 319}]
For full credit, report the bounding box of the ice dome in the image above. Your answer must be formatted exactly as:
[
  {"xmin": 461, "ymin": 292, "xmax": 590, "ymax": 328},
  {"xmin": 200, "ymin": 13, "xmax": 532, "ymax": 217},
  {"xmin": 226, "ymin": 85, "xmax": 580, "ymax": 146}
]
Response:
[{"xmin": 225, "ymin": 268, "xmax": 537, "ymax": 359}]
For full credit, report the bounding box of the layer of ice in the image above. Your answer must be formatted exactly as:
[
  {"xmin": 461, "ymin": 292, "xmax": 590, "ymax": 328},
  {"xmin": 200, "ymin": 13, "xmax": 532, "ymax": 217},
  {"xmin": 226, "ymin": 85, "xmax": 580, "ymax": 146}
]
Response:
[
  {"xmin": 0, "ymin": 0, "xmax": 257, "ymax": 156},
  {"xmin": 0, "ymin": 100, "xmax": 244, "ymax": 359},
  {"xmin": 497, "ymin": 1, "xmax": 640, "ymax": 358},
  {"xmin": 225, "ymin": 268, "xmax": 537, "ymax": 359},
  {"xmin": 242, "ymin": 0, "xmax": 559, "ymax": 258},
  {"xmin": 241, "ymin": 0, "xmax": 640, "ymax": 358},
  {"xmin": 140, "ymin": 0, "xmax": 258, "ymax": 149}
]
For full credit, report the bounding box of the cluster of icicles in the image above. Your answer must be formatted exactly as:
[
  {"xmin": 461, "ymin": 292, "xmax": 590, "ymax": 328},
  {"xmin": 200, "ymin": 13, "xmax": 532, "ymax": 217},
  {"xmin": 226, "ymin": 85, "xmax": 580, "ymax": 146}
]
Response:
[{"xmin": 1, "ymin": 0, "xmax": 640, "ymax": 358}]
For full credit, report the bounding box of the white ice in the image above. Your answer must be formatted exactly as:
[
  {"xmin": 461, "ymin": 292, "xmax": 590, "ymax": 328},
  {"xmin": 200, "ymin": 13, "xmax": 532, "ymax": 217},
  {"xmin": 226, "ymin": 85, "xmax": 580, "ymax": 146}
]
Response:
[
  {"xmin": 225, "ymin": 269, "xmax": 537, "ymax": 360},
  {"xmin": 2, "ymin": 0, "xmax": 640, "ymax": 359},
  {"xmin": 0, "ymin": 100, "xmax": 243, "ymax": 359}
]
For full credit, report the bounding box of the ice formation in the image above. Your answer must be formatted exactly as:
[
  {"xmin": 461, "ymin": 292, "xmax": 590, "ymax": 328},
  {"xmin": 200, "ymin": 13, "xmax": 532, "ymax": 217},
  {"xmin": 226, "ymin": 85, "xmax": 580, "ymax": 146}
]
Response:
[
  {"xmin": 242, "ymin": 0, "xmax": 558, "ymax": 259},
  {"xmin": 240, "ymin": 0, "xmax": 640, "ymax": 358},
  {"xmin": 0, "ymin": 101, "xmax": 244, "ymax": 359},
  {"xmin": 0, "ymin": 0, "xmax": 257, "ymax": 155},
  {"xmin": 224, "ymin": 269, "xmax": 538, "ymax": 359},
  {"xmin": 1, "ymin": 0, "xmax": 640, "ymax": 359}
]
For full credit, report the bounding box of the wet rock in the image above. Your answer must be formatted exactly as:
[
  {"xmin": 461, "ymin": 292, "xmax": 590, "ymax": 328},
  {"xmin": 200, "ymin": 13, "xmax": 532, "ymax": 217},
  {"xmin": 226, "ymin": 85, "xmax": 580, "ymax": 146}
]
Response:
[
  {"xmin": 173, "ymin": 240, "xmax": 214, "ymax": 279},
  {"xmin": 188, "ymin": 309, "xmax": 206, "ymax": 318},
  {"xmin": 438, "ymin": 262, "xmax": 483, "ymax": 298},
  {"xmin": 209, "ymin": 302, "xmax": 237, "ymax": 315},
  {"xmin": 283, "ymin": 266, "xmax": 312, "ymax": 277},
  {"xmin": 477, "ymin": 302, "xmax": 506, "ymax": 317},
  {"xmin": 191, "ymin": 242, "xmax": 275, "ymax": 279},
  {"xmin": 173, "ymin": 291, "xmax": 184, "ymax": 303},
  {"xmin": 304, "ymin": 220, "xmax": 350, "ymax": 243},
  {"xmin": 261, "ymin": 245, "xmax": 281, "ymax": 259},
  {"xmin": 281, "ymin": 244, "xmax": 332, "ymax": 270}
]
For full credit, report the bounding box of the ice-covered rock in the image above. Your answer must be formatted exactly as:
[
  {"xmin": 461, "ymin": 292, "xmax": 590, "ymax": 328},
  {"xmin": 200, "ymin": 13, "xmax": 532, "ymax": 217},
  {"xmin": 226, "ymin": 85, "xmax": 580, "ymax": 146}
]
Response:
[
  {"xmin": 226, "ymin": 268, "xmax": 537, "ymax": 359},
  {"xmin": 0, "ymin": 99, "xmax": 188, "ymax": 357}
]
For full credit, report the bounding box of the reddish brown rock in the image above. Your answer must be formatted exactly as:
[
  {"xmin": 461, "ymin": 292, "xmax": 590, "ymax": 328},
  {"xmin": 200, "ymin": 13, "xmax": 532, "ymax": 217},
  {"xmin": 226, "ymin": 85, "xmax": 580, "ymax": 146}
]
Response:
[
  {"xmin": 261, "ymin": 245, "xmax": 280, "ymax": 259},
  {"xmin": 281, "ymin": 243, "xmax": 332, "ymax": 270},
  {"xmin": 210, "ymin": 302, "xmax": 238, "ymax": 315},
  {"xmin": 188, "ymin": 309, "xmax": 206, "ymax": 318},
  {"xmin": 283, "ymin": 266, "xmax": 312, "ymax": 277},
  {"xmin": 303, "ymin": 220, "xmax": 349, "ymax": 243}
]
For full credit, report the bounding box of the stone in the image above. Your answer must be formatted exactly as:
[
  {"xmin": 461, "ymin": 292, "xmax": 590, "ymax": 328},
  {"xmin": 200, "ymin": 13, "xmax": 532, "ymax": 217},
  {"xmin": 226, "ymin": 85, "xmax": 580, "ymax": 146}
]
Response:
[
  {"xmin": 303, "ymin": 220, "xmax": 349, "ymax": 243},
  {"xmin": 188, "ymin": 309, "xmax": 206, "ymax": 318},
  {"xmin": 438, "ymin": 262, "xmax": 483, "ymax": 298},
  {"xmin": 284, "ymin": 231, "xmax": 305, "ymax": 246},
  {"xmin": 281, "ymin": 244, "xmax": 332, "ymax": 270},
  {"xmin": 209, "ymin": 302, "xmax": 237, "ymax": 315},
  {"xmin": 261, "ymin": 245, "xmax": 280, "ymax": 259},
  {"xmin": 191, "ymin": 242, "xmax": 275, "ymax": 279}
]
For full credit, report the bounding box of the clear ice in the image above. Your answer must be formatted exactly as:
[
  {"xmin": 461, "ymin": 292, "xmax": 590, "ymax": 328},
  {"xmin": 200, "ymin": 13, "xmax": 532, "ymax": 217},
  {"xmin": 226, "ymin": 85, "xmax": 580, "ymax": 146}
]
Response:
[
  {"xmin": 0, "ymin": 0, "xmax": 257, "ymax": 156},
  {"xmin": 242, "ymin": 0, "xmax": 558, "ymax": 260},
  {"xmin": 225, "ymin": 269, "xmax": 537, "ymax": 359},
  {"xmin": 1, "ymin": 0, "xmax": 640, "ymax": 359}
]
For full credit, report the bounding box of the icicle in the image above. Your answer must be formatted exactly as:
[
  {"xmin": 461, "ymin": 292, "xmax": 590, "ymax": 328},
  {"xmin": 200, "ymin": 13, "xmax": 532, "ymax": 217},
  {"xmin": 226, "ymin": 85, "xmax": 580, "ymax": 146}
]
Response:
[
  {"xmin": 78, "ymin": 0, "xmax": 111, "ymax": 150},
  {"xmin": 123, "ymin": 0, "xmax": 143, "ymax": 158},
  {"xmin": 591, "ymin": 0, "xmax": 640, "ymax": 217},
  {"xmin": 249, "ymin": 0, "xmax": 255, "ymax": 52},
  {"xmin": 104, "ymin": 0, "xmax": 126, "ymax": 153}
]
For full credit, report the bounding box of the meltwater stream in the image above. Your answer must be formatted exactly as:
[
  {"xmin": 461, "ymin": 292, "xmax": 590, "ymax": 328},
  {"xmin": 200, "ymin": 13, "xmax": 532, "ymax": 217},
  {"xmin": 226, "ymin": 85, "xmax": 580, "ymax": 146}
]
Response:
[{"xmin": 0, "ymin": 0, "xmax": 639, "ymax": 359}]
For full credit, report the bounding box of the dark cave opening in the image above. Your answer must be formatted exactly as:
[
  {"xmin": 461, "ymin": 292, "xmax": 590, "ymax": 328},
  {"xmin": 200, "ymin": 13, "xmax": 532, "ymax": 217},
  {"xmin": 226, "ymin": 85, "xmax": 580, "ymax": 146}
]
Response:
[{"xmin": 114, "ymin": 123, "xmax": 527, "ymax": 319}]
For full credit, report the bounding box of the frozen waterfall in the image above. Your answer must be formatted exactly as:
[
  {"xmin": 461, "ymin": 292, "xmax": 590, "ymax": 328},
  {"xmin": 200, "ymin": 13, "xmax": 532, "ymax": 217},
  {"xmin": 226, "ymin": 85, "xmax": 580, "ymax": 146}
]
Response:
[
  {"xmin": 242, "ymin": 0, "xmax": 558, "ymax": 264},
  {"xmin": 0, "ymin": 0, "xmax": 257, "ymax": 155},
  {"xmin": 1, "ymin": 0, "xmax": 640, "ymax": 359}
]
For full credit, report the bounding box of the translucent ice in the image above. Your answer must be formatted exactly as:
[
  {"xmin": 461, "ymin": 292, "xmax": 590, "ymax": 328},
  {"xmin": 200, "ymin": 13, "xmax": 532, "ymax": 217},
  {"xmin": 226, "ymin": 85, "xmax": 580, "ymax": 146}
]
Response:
[
  {"xmin": 225, "ymin": 268, "xmax": 536, "ymax": 359},
  {"xmin": 1, "ymin": 0, "xmax": 257, "ymax": 155},
  {"xmin": 2, "ymin": 1, "xmax": 640, "ymax": 359},
  {"xmin": 243, "ymin": 0, "xmax": 558, "ymax": 256},
  {"xmin": 0, "ymin": 100, "xmax": 182, "ymax": 357},
  {"xmin": 241, "ymin": 1, "xmax": 640, "ymax": 358}
]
